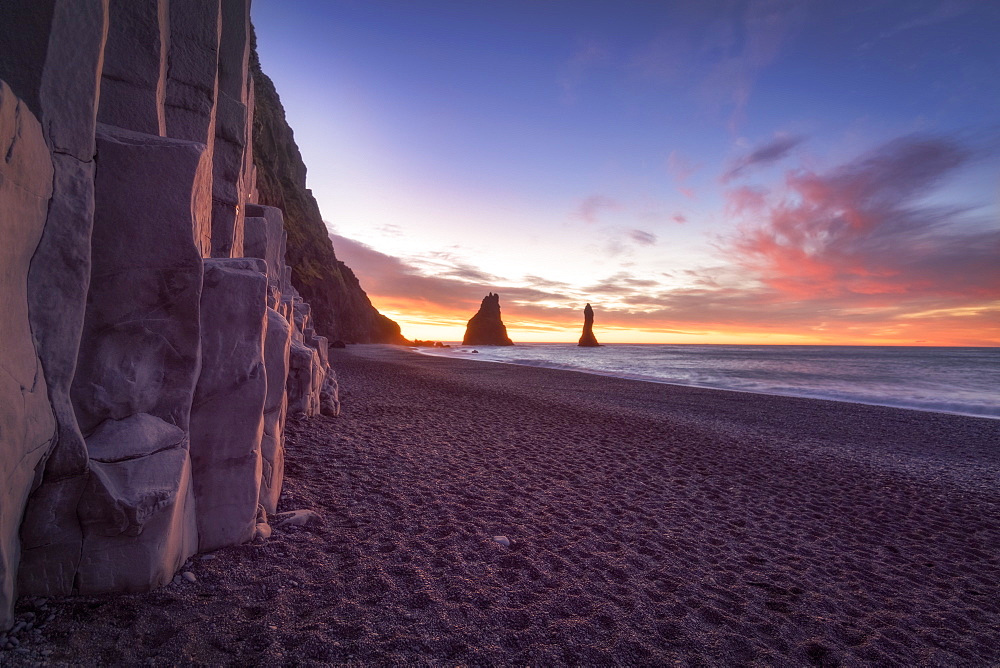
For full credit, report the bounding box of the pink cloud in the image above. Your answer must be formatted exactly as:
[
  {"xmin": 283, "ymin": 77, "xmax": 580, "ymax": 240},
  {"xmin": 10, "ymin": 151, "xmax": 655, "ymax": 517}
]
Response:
[
  {"xmin": 727, "ymin": 135, "xmax": 1000, "ymax": 302},
  {"xmin": 724, "ymin": 186, "xmax": 768, "ymax": 217}
]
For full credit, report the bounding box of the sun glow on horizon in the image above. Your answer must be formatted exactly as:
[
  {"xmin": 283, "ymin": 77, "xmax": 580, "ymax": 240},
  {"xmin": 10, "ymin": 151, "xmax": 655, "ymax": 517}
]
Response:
[{"xmin": 379, "ymin": 307, "xmax": 1000, "ymax": 347}]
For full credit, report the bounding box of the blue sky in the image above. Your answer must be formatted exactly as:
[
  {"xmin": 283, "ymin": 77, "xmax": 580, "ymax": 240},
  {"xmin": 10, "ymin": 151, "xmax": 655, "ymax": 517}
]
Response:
[{"xmin": 252, "ymin": 0, "xmax": 999, "ymax": 344}]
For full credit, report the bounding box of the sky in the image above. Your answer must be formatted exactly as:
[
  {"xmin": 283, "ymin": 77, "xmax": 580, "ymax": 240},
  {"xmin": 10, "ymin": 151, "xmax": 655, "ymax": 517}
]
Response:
[{"xmin": 251, "ymin": 0, "xmax": 1000, "ymax": 345}]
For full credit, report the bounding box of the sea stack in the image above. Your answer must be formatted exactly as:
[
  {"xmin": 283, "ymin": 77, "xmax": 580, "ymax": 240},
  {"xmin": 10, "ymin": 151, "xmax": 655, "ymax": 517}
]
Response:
[
  {"xmin": 578, "ymin": 303, "xmax": 601, "ymax": 347},
  {"xmin": 463, "ymin": 293, "xmax": 514, "ymax": 346}
]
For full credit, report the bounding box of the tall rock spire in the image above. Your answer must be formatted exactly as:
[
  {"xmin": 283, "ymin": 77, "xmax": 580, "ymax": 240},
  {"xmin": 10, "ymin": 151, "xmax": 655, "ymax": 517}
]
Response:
[
  {"xmin": 578, "ymin": 303, "xmax": 600, "ymax": 347},
  {"xmin": 463, "ymin": 293, "xmax": 514, "ymax": 346}
]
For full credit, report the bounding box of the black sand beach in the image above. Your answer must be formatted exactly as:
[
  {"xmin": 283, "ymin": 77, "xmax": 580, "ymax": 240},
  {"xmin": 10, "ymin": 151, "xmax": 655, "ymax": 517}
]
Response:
[{"xmin": 5, "ymin": 344, "xmax": 1000, "ymax": 666}]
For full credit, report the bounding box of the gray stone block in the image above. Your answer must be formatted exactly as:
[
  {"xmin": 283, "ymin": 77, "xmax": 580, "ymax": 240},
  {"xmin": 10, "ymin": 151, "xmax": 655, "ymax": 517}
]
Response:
[
  {"xmin": 190, "ymin": 258, "xmax": 267, "ymax": 552},
  {"xmin": 72, "ymin": 124, "xmax": 210, "ymax": 435}
]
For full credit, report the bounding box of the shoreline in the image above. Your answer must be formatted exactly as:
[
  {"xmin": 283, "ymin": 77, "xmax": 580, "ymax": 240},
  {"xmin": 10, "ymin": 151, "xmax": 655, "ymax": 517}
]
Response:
[
  {"xmin": 410, "ymin": 342, "xmax": 1000, "ymax": 421},
  {"xmin": 5, "ymin": 344, "xmax": 999, "ymax": 665}
]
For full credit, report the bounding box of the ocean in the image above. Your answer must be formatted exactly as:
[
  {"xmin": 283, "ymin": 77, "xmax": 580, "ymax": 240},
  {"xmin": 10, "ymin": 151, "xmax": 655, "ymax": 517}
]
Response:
[{"xmin": 415, "ymin": 344, "xmax": 1000, "ymax": 419}]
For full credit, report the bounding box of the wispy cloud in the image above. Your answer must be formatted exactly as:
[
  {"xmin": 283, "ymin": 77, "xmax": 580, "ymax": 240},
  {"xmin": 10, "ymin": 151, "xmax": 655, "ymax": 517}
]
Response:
[
  {"xmin": 628, "ymin": 229, "xmax": 658, "ymax": 246},
  {"xmin": 723, "ymin": 134, "xmax": 806, "ymax": 182},
  {"xmin": 879, "ymin": 0, "xmax": 973, "ymax": 40},
  {"xmin": 724, "ymin": 185, "xmax": 768, "ymax": 216},
  {"xmin": 574, "ymin": 194, "xmax": 620, "ymax": 223},
  {"xmin": 329, "ymin": 233, "xmax": 571, "ymax": 314},
  {"xmin": 377, "ymin": 223, "xmax": 404, "ymax": 238}
]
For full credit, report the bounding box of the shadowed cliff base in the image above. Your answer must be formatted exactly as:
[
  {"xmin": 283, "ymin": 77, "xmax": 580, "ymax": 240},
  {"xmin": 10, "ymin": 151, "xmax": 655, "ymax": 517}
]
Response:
[
  {"xmin": 462, "ymin": 292, "xmax": 514, "ymax": 346},
  {"xmin": 4, "ymin": 346, "xmax": 998, "ymax": 665},
  {"xmin": 250, "ymin": 30, "xmax": 406, "ymax": 344}
]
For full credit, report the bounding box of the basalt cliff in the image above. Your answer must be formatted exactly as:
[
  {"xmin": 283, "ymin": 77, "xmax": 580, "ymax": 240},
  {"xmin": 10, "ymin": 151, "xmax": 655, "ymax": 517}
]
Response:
[{"xmin": 0, "ymin": 0, "xmax": 395, "ymax": 629}]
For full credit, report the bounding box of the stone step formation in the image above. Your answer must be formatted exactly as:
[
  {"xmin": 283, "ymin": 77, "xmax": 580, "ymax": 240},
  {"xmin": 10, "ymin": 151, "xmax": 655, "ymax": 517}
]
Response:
[{"xmin": 0, "ymin": 0, "xmax": 340, "ymax": 629}]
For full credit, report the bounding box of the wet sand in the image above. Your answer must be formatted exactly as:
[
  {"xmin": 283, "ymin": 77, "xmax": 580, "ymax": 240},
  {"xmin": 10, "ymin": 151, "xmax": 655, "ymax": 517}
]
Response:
[{"xmin": 5, "ymin": 344, "xmax": 1000, "ymax": 666}]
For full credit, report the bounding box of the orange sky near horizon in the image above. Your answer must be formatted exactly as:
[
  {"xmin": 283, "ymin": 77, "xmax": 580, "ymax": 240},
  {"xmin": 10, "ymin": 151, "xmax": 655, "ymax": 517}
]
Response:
[
  {"xmin": 328, "ymin": 223, "xmax": 1000, "ymax": 347},
  {"xmin": 376, "ymin": 298, "xmax": 1000, "ymax": 347}
]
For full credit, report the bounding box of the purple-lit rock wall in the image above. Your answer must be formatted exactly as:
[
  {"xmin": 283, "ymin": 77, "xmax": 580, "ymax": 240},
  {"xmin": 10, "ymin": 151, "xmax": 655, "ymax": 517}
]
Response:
[{"xmin": 0, "ymin": 0, "xmax": 340, "ymax": 629}]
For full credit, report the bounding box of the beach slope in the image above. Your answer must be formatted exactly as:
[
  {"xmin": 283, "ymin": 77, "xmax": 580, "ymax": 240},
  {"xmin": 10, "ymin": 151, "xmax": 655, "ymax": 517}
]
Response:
[{"xmin": 7, "ymin": 344, "xmax": 999, "ymax": 665}]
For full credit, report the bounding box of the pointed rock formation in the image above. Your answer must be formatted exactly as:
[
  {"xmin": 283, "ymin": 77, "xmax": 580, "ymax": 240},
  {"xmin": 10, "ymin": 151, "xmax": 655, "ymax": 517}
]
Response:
[
  {"xmin": 463, "ymin": 293, "xmax": 514, "ymax": 346},
  {"xmin": 578, "ymin": 303, "xmax": 601, "ymax": 347}
]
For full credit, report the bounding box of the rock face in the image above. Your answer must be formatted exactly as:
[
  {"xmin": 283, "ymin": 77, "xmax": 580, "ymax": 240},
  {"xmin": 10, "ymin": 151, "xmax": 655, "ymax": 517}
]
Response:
[
  {"xmin": 250, "ymin": 35, "xmax": 407, "ymax": 344},
  {"xmin": 463, "ymin": 293, "xmax": 515, "ymax": 346},
  {"xmin": 259, "ymin": 308, "xmax": 291, "ymax": 514},
  {"xmin": 0, "ymin": 81, "xmax": 56, "ymax": 631},
  {"xmin": 190, "ymin": 258, "xmax": 267, "ymax": 552},
  {"xmin": 578, "ymin": 303, "xmax": 601, "ymax": 347},
  {"xmin": 0, "ymin": 3, "xmax": 356, "ymax": 629}
]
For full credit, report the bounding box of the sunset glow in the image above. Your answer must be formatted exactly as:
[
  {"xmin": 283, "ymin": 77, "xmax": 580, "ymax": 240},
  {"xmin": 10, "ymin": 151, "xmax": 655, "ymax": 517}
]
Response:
[{"xmin": 253, "ymin": 1, "xmax": 1000, "ymax": 346}]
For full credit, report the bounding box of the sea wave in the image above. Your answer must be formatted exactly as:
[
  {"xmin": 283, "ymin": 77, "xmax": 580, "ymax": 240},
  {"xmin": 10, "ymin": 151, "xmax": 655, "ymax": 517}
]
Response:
[{"xmin": 415, "ymin": 344, "xmax": 1000, "ymax": 420}]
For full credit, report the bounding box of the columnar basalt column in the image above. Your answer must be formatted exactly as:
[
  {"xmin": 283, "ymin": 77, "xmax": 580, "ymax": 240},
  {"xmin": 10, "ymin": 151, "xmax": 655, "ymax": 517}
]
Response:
[
  {"xmin": 0, "ymin": 81, "xmax": 57, "ymax": 629},
  {"xmin": 97, "ymin": 0, "xmax": 168, "ymax": 136},
  {"xmin": 0, "ymin": 0, "xmax": 110, "ymax": 602},
  {"xmin": 244, "ymin": 203, "xmax": 288, "ymax": 306},
  {"xmin": 65, "ymin": 124, "xmax": 211, "ymax": 594},
  {"xmin": 166, "ymin": 0, "xmax": 223, "ymax": 257},
  {"xmin": 210, "ymin": 0, "xmax": 252, "ymax": 257},
  {"xmin": 190, "ymin": 258, "xmax": 268, "ymax": 552},
  {"xmin": 260, "ymin": 308, "xmax": 291, "ymax": 514}
]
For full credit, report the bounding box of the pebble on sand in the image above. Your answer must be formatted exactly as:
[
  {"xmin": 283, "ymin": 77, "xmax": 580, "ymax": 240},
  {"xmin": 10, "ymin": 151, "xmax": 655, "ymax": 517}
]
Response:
[
  {"xmin": 492, "ymin": 536, "xmax": 511, "ymax": 547},
  {"xmin": 274, "ymin": 509, "xmax": 323, "ymax": 527},
  {"xmin": 256, "ymin": 522, "xmax": 273, "ymax": 540},
  {"xmin": 182, "ymin": 572, "xmax": 197, "ymax": 583}
]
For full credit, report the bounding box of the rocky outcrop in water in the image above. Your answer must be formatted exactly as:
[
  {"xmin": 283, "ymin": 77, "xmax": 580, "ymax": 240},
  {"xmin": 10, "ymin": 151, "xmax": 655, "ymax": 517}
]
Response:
[
  {"xmin": 463, "ymin": 293, "xmax": 514, "ymax": 346},
  {"xmin": 578, "ymin": 303, "xmax": 601, "ymax": 347},
  {"xmin": 250, "ymin": 36, "xmax": 406, "ymax": 344},
  {"xmin": 0, "ymin": 0, "xmax": 342, "ymax": 629}
]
